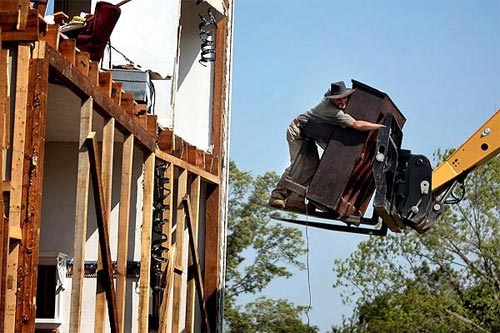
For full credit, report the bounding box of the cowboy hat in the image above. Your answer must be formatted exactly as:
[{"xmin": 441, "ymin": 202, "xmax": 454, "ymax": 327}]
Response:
[{"xmin": 324, "ymin": 81, "xmax": 355, "ymax": 99}]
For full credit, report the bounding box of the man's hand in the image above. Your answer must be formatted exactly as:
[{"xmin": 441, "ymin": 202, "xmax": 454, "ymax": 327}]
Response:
[
  {"xmin": 349, "ymin": 120, "xmax": 385, "ymax": 131},
  {"xmin": 287, "ymin": 120, "xmax": 301, "ymax": 139}
]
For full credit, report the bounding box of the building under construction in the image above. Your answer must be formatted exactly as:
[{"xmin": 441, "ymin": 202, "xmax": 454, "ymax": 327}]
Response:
[{"xmin": 0, "ymin": 0, "xmax": 234, "ymax": 332}]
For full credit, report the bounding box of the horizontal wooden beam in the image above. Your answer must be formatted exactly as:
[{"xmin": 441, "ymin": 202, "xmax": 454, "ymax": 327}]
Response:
[
  {"xmin": 155, "ymin": 149, "xmax": 219, "ymax": 185},
  {"xmin": 0, "ymin": 9, "xmax": 39, "ymax": 41},
  {"xmin": 46, "ymin": 45, "xmax": 156, "ymax": 152}
]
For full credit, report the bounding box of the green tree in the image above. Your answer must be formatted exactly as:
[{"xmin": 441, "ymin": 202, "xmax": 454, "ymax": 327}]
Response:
[
  {"xmin": 224, "ymin": 161, "xmax": 318, "ymax": 332},
  {"xmin": 331, "ymin": 155, "xmax": 500, "ymax": 333},
  {"xmin": 227, "ymin": 297, "xmax": 318, "ymax": 333}
]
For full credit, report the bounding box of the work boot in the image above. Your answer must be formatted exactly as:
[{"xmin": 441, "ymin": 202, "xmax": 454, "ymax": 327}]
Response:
[{"xmin": 269, "ymin": 197, "xmax": 286, "ymax": 209}]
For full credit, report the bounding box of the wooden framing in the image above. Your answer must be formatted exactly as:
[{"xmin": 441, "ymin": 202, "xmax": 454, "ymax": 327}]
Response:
[
  {"xmin": 0, "ymin": 0, "xmax": 233, "ymax": 330},
  {"xmin": 94, "ymin": 117, "xmax": 115, "ymax": 333},
  {"xmin": 185, "ymin": 176, "xmax": 201, "ymax": 333},
  {"xmin": 5, "ymin": 44, "xmax": 30, "ymax": 333},
  {"xmin": 69, "ymin": 96, "xmax": 93, "ymax": 333},
  {"xmin": 158, "ymin": 161, "xmax": 176, "ymax": 333},
  {"xmin": 46, "ymin": 45, "xmax": 156, "ymax": 151},
  {"xmin": 86, "ymin": 133, "xmax": 120, "ymax": 332},
  {"xmin": 15, "ymin": 41, "xmax": 49, "ymax": 333},
  {"xmin": 0, "ymin": 34, "xmax": 7, "ymax": 332},
  {"xmin": 183, "ymin": 194, "xmax": 211, "ymax": 332},
  {"xmin": 172, "ymin": 168, "xmax": 188, "ymax": 333},
  {"xmin": 116, "ymin": 134, "xmax": 134, "ymax": 333},
  {"xmin": 204, "ymin": 184, "xmax": 221, "ymax": 332},
  {"xmin": 138, "ymin": 152, "xmax": 155, "ymax": 332}
]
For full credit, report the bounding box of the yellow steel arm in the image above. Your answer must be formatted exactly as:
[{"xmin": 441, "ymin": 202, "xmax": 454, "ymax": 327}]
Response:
[{"xmin": 432, "ymin": 109, "xmax": 500, "ymax": 193}]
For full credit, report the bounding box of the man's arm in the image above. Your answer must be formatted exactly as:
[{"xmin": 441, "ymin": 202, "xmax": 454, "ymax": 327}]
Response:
[{"xmin": 349, "ymin": 120, "xmax": 384, "ymax": 131}]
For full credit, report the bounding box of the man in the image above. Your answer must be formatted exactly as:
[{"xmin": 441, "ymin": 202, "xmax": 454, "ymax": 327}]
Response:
[{"xmin": 269, "ymin": 81, "xmax": 384, "ymax": 209}]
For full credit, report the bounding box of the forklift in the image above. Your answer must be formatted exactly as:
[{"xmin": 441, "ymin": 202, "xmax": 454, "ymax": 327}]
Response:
[{"xmin": 272, "ymin": 80, "xmax": 500, "ymax": 236}]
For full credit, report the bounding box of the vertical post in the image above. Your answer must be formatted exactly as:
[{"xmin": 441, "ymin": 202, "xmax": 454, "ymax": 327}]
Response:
[
  {"xmin": 5, "ymin": 44, "xmax": 30, "ymax": 333},
  {"xmin": 0, "ymin": 34, "xmax": 9, "ymax": 333},
  {"xmin": 204, "ymin": 184, "xmax": 220, "ymax": 332},
  {"xmin": 138, "ymin": 152, "xmax": 155, "ymax": 332},
  {"xmin": 158, "ymin": 161, "xmax": 175, "ymax": 333},
  {"xmin": 69, "ymin": 97, "xmax": 93, "ymax": 333},
  {"xmin": 17, "ymin": 41, "xmax": 49, "ymax": 333},
  {"xmin": 211, "ymin": 17, "xmax": 229, "ymax": 176},
  {"xmin": 182, "ymin": 194, "xmax": 211, "ymax": 332},
  {"xmin": 94, "ymin": 117, "xmax": 115, "ymax": 332},
  {"xmin": 185, "ymin": 176, "xmax": 201, "ymax": 333},
  {"xmin": 116, "ymin": 134, "xmax": 134, "ymax": 333},
  {"xmin": 86, "ymin": 134, "xmax": 119, "ymax": 332},
  {"xmin": 172, "ymin": 169, "xmax": 188, "ymax": 333}
]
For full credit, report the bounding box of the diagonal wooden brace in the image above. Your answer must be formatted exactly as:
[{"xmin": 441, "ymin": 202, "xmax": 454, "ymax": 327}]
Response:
[
  {"xmin": 181, "ymin": 195, "xmax": 211, "ymax": 333},
  {"xmin": 85, "ymin": 132, "xmax": 120, "ymax": 333}
]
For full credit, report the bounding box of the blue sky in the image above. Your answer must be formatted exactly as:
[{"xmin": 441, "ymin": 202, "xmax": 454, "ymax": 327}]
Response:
[{"xmin": 230, "ymin": 0, "xmax": 499, "ymax": 331}]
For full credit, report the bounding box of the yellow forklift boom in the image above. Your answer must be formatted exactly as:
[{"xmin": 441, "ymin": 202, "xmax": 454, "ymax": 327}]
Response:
[{"xmin": 432, "ymin": 110, "xmax": 500, "ymax": 193}]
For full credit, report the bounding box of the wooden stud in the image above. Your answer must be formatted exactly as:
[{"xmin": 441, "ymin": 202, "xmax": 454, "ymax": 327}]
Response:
[
  {"xmin": 94, "ymin": 118, "xmax": 115, "ymax": 333},
  {"xmin": 210, "ymin": 18, "xmax": 229, "ymax": 177},
  {"xmin": 69, "ymin": 97, "xmax": 93, "ymax": 333},
  {"xmin": 0, "ymin": 216, "xmax": 7, "ymax": 333},
  {"xmin": 5, "ymin": 44, "xmax": 30, "ymax": 333},
  {"xmin": 32, "ymin": 38, "xmax": 45, "ymax": 59},
  {"xmin": 158, "ymin": 162, "xmax": 175, "ymax": 333},
  {"xmin": 183, "ymin": 194, "xmax": 211, "ymax": 332},
  {"xmin": 16, "ymin": 42, "xmax": 49, "ymax": 333},
  {"xmin": 0, "ymin": 47, "xmax": 8, "ymax": 164},
  {"xmin": 88, "ymin": 61, "xmax": 99, "ymax": 86},
  {"xmin": 173, "ymin": 135, "xmax": 184, "ymax": 159},
  {"xmin": 171, "ymin": 169, "xmax": 188, "ymax": 333},
  {"xmin": 120, "ymin": 92, "xmax": 135, "ymax": 116},
  {"xmin": 116, "ymin": 134, "xmax": 134, "ymax": 333},
  {"xmin": 195, "ymin": 149, "xmax": 205, "ymax": 169},
  {"xmin": 0, "ymin": 43, "xmax": 7, "ymax": 333},
  {"xmin": 185, "ymin": 177, "xmax": 202, "ymax": 333},
  {"xmin": 187, "ymin": 145, "xmax": 196, "ymax": 165},
  {"xmin": 138, "ymin": 152, "xmax": 155, "ymax": 332},
  {"xmin": 76, "ymin": 51, "xmax": 90, "ymax": 77},
  {"xmin": 98, "ymin": 71, "xmax": 112, "ymax": 97},
  {"xmin": 146, "ymin": 114, "xmax": 157, "ymax": 136},
  {"xmin": 58, "ymin": 39, "xmax": 76, "ymax": 65},
  {"xmin": 169, "ymin": 25, "xmax": 182, "ymax": 112},
  {"xmin": 204, "ymin": 153, "xmax": 214, "ymax": 174},
  {"xmin": 158, "ymin": 249, "xmax": 175, "ymax": 333},
  {"xmin": 158, "ymin": 130, "xmax": 174, "ymax": 153},
  {"xmin": 111, "ymin": 82, "xmax": 123, "ymax": 106},
  {"xmin": 16, "ymin": 0, "xmax": 30, "ymax": 31},
  {"xmin": 86, "ymin": 133, "xmax": 120, "ymax": 333},
  {"xmin": 182, "ymin": 142, "xmax": 189, "ymax": 163},
  {"xmin": 204, "ymin": 184, "xmax": 220, "ymax": 332},
  {"xmin": 39, "ymin": 24, "xmax": 59, "ymax": 50}
]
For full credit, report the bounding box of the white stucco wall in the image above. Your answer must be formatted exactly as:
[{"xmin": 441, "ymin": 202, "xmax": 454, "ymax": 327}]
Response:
[
  {"xmin": 174, "ymin": 0, "xmax": 215, "ymax": 151},
  {"xmin": 93, "ymin": 0, "xmax": 181, "ymax": 128},
  {"xmin": 87, "ymin": 0, "xmax": 224, "ymax": 150}
]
